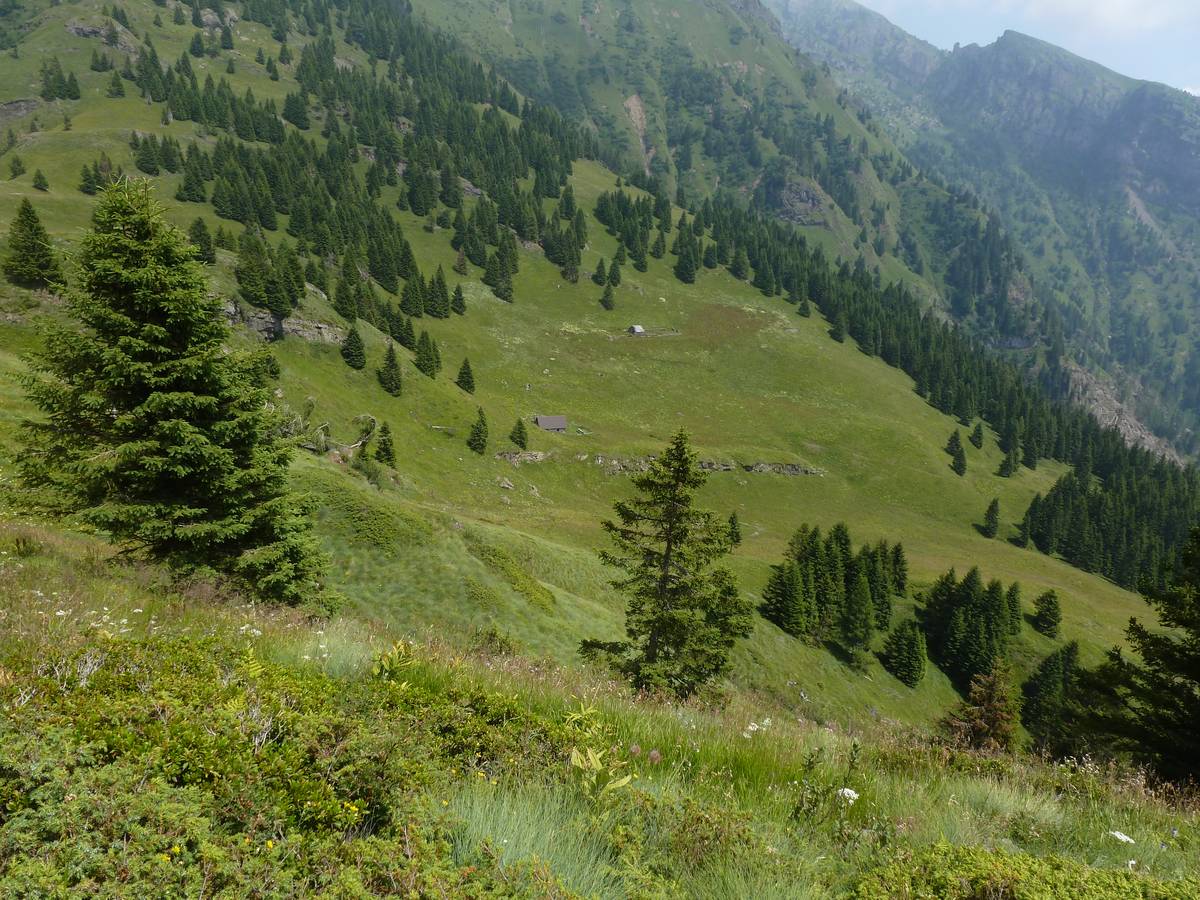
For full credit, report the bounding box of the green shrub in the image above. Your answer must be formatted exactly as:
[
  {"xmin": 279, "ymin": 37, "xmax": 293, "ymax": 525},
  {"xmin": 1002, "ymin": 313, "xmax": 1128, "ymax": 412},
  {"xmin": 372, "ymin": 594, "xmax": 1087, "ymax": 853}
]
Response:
[
  {"xmin": 464, "ymin": 532, "xmax": 556, "ymax": 611},
  {"xmin": 854, "ymin": 843, "xmax": 1200, "ymax": 899}
]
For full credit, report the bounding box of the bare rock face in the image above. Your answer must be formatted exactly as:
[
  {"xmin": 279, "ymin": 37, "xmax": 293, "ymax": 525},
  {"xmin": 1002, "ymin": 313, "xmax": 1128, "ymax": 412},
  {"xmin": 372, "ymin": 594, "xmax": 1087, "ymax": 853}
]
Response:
[
  {"xmin": 494, "ymin": 451, "xmax": 550, "ymax": 466},
  {"xmin": 1065, "ymin": 362, "xmax": 1181, "ymax": 464},
  {"xmin": 66, "ymin": 20, "xmax": 140, "ymax": 56},
  {"xmin": 0, "ymin": 99, "xmax": 39, "ymax": 124},
  {"xmin": 223, "ymin": 300, "xmax": 345, "ymax": 344}
]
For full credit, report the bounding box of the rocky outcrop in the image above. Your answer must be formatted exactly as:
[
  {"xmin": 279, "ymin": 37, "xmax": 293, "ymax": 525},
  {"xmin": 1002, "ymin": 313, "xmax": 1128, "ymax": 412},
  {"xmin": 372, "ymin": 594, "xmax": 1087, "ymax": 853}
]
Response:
[
  {"xmin": 494, "ymin": 451, "xmax": 550, "ymax": 466},
  {"xmin": 1065, "ymin": 362, "xmax": 1181, "ymax": 464},
  {"xmin": 66, "ymin": 20, "xmax": 140, "ymax": 56},
  {"xmin": 589, "ymin": 455, "xmax": 825, "ymax": 476},
  {"xmin": 223, "ymin": 300, "xmax": 345, "ymax": 344}
]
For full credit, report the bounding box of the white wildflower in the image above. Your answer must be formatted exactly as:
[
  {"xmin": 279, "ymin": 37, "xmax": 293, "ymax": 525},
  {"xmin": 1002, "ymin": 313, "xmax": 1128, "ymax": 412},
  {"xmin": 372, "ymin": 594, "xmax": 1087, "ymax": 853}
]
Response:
[
  {"xmin": 1108, "ymin": 830, "xmax": 1135, "ymax": 844},
  {"xmin": 836, "ymin": 787, "xmax": 859, "ymax": 805}
]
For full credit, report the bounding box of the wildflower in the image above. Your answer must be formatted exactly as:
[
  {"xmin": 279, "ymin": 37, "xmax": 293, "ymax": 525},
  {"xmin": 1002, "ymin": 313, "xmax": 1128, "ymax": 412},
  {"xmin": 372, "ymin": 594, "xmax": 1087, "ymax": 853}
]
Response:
[
  {"xmin": 266, "ymin": 840, "xmax": 274, "ymax": 850},
  {"xmin": 836, "ymin": 787, "xmax": 859, "ymax": 805},
  {"xmin": 647, "ymin": 749, "xmax": 662, "ymax": 765},
  {"xmin": 1108, "ymin": 830, "xmax": 1135, "ymax": 844},
  {"xmin": 629, "ymin": 744, "xmax": 641, "ymax": 756},
  {"xmin": 1128, "ymin": 860, "xmax": 1138, "ymax": 870}
]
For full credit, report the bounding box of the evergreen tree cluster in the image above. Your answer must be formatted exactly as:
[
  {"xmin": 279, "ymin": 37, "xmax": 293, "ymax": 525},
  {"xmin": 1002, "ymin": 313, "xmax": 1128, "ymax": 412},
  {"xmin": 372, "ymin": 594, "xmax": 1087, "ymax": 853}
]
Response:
[
  {"xmin": 1021, "ymin": 464, "xmax": 1199, "ymax": 592},
  {"xmin": 759, "ymin": 522, "xmax": 907, "ymax": 653},
  {"xmin": 39, "ymin": 58, "xmax": 81, "ymax": 101},
  {"xmin": 881, "ymin": 619, "xmax": 927, "ymax": 687},
  {"xmin": 923, "ymin": 568, "xmax": 1023, "ymax": 688}
]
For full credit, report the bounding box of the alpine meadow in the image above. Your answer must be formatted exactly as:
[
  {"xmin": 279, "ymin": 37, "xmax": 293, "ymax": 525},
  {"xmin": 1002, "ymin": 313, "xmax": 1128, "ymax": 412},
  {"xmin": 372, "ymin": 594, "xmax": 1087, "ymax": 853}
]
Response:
[{"xmin": 0, "ymin": 0, "xmax": 1198, "ymax": 895}]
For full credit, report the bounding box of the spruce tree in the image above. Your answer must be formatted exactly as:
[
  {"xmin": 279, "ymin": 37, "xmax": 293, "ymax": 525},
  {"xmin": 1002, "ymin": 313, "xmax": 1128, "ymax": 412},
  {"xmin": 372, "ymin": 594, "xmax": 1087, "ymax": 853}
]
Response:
[
  {"xmin": 608, "ymin": 260, "xmax": 622, "ymax": 287},
  {"xmin": 455, "ymin": 357, "xmax": 475, "ymax": 393},
  {"xmin": 841, "ymin": 566, "xmax": 875, "ymax": 660},
  {"xmin": 759, "ymin": 562, "xmax": 812, "ymax": 638},
  {"xmin": 1091, "ymin": 528, "xmax": 1200, "ymax": 780},
  {"xmin": 592, "ymin": 257, "xmax": 607, "ymax": 285},
  {"xmin": 727, "ymin": 511, "xmax": 742, "ymax": 547},
  {"xmin": 1032, "ymin": 590, "xmax": 1061, "ymax": 638},
  {"xmin": 18, "ymin": 182, "xmax": 326, "ymax": 605},
  {"xmin": 580, "ymin": 430, "xmax": 753, "ymax": 698},
  {"xmin": 600, "ymin": 282, "xmax": 615, "ymax": 310},
  {"xmin": 466, "ymin": 406, "xmax": 488, "ymax": 455},
  {"xmin": 451, "ymin": 283, "xmax": 466, "ymax": 315},
  {"xmin": 107, "ymin": 70, "xmax": 125, "ymax": 97},
  {"xmin": 509, "ymin": 417, "xmax": 528, "ymax": 449},
  {"xmin": 1005, "ymin": 583, "xmax": 1023, "ymax": 635},
  {"xmin": 340, "ymin": 325, "xmax": 366, "ymax": 370},
  {"xmin": 951, "ymin": 441, "xmax": 967, "ymax": 476},
  {"xmin": 1021, "ymin": 642, "xmax": 1079, "ymax": 754},
  {"xmin": 187, "ymin": 217, "xmax": 216, "ymax": 264},
  {"xmin": 940, "ymin": 662, "xmax": 1020, "ymax": 752},
  {"xmin": 881, "ymin": 619, "xmax": 926, "ymax": 687},
  {"xmin": 970, "ymin": 422, "xmax": 985, "ymax": 449},
  {"xmin": 376, "ymin": 342, "xmax": 402, "ymax": 395},
  {"xmin": 982, "ymin": 498, "xmax": 1000, "ymax": 538},
  {"xmin": 32, "ymin": 169, "xmax": 48, "ymax": 191},
  {"xmin": 3, "ymin": 199, "xmax": 62, "ymax": 288},
  {"xmin": 374, "ymin": 421, "xmax": 396, "ymax": 466}
]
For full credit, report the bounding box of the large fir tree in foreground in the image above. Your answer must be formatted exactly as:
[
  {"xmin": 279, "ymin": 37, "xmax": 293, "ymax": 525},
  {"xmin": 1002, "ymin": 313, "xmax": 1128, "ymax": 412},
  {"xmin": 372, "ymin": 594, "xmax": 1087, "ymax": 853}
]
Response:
[
  {"xmin": 19, "ymin": 181, "xmax": 327, "ymax": 606},
  {"xmin": 1090, "ymin": 527, "xmax": 1200, "ymax": 781},
  {"xmin": 580, "ymin": 430, "xmax": 753, "ymax": 698}
]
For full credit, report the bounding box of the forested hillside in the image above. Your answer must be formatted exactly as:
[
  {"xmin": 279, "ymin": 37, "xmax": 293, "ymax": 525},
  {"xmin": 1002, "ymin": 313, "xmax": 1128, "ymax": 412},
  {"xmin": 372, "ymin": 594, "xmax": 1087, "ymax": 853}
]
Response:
[
  {"xmin": 0, "ymin": 0, "xmax": 1198, "ymax": 893},
  {"xmin": 768, "ymin": 0, "xmax": 1200, "ymax": 458}
]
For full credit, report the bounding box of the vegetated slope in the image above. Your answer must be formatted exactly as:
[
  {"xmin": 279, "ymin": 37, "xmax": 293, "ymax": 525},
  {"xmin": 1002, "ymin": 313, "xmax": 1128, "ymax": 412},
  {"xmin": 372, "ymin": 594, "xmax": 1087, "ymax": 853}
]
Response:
[
  {"xmin": 0, "ymin": 0, "xmax": 1173, "ymax": 726},
  {"xmin": 768, "ymin": 0, "xmax": 1200, "ymax": 457},
  {"xmin": 409, "ymin": 0, "xmax": 1065, "ymax": 353},
  {"xmin": 3, "ymin": 523, "xmax": 1197, "ymax": 897}
]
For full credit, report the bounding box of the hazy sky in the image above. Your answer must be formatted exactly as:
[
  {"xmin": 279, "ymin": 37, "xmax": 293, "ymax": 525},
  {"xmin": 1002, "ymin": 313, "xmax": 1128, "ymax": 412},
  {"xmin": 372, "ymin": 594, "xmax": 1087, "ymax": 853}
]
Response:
[{"xmin": 856, "ymin": 0, "xmax": 1200, "ymax": 93}]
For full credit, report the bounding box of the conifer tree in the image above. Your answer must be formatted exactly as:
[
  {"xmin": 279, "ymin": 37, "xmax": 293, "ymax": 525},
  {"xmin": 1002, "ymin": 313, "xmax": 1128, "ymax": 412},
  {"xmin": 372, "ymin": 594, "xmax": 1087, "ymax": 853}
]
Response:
[
  {"xmin": 1021, "ymin": 642, "xmax": 1079, "ymax": 754},
  {"xmin": 376, "ymin": 342, "xmax": 402, "ymax": 396},
  {"xmin": 1090, "ymin": 528, "xmax": 1200, "ymax": 780},
  {"xmin": 466, "ymin": 406, "xmax": 488, "ymax": 455},
  {"xmin": 759, "ymin": 562, "xmax": 812, "ymax": 638},
  {"xmin": 3, "ymin": 199, "xmax": 62, "ymax": 288},
  {"xmin": 1005, "ymin": 582, "xmax": 1023, "ymax": 635},
  {"xmin": 580, "ymin": 430, "xmax": 753, "ymax": 698},
  {"xmin": 187, "ymin": 217, "xmax": 215, "ymax": 264},
  {"xmin": 32, "ymin": 169, "xmax": 48, "ymax": 191},
  {"xmin": 340, "ymin": 325, "xmax": 366, "ymax": 370},
  {"xmin": 106, "ymin": 70, "xmax": 125, "ymax": 97},
  {"xmin": 608, "ymin": 260, "xmax": 621, "ymax": 287},
  {"xmin": 415, "ymin": 330, "xmax": 440, "ymax": 378},
  {"xmin": 455, "ymin": 357, "xmax": 475, "ymax": 393},
  {"xmin": 727, "ymin": 511, "xmax": 742, "ymax": 547},
  {"xmin": 9, "ymin": 155, "xmax": 25, "ymax": 179},
  {"xmin": 592, "ymin": 257, "xmax": 607, "ymax": 285},
  {"xmin": 940, "ymin": 661, "xmax": 1020, "ymax": 752},
  {"xmin": 18, "ymin": 182, "xmax": 326, "ymax": 605},
  {"xmin": 982, "ymin": 498, "xmax": 1000, "ymax": 538},
  {"xmin": 841, "ymin": 566, "xmax": 875, "ymax": 660},
  {"xmin": 1032, "ymin": 590, "xmax": 1061, "ymax": 638},
  {"xmin": 374, "ymin": 421, "xmax": 396, "ymax": 466},
  {"xmin": 451, "ymin": 283, "xmax": 466, "ymax": 315},
  {"xmin": 970, "ymin": 422, "xmax": 985, "ymax": 449},
  {"xmin": 951, "ymin": 441, "xmax": 967, "ymax": 476},
  {"xmin": 509, "ymin": 417, "xmax": 528, "ymax": 450},
  {"xmin": 600, "ymin": 282, "xmax": 615, "ymax": 310},
  {"xmin": 882, "ymin": 619, "xmax": 926, "ymax": 687}
]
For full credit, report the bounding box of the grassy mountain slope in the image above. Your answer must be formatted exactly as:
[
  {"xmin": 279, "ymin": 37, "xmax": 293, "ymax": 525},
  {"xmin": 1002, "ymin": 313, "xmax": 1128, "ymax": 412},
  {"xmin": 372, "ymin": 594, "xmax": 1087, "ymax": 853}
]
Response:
[
  {"xmin": 0, "ymin": 0, "xmax": 1150, "ymax": 731},
  {"xmin": 3, "ymin": 521, "xmax": 1196, "ymax": 896},
  {"xmin": 767, "ymin": 0, "xmax": 1200, "ymax": 457}
]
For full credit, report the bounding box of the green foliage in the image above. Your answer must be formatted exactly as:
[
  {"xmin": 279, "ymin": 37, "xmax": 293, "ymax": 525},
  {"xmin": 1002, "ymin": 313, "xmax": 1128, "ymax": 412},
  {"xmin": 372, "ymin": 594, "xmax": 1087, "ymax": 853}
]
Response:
[
  {"xmin": 924, "ymin": 568, "xmax": 1016, "ymax": 687},
  {"xmin": 340, "ymin": 325, "xmax": 366, "ymax": 370},
  {"xmin": 940, "ymin": 662, "xmax": 1021, "ymax": 752},
  {"xmin": 853, "ymin": 842, "xmax": 1199, "ymax": 899},
  {"xmin": 376, "ymin": 343, "xmax": 402, "ymax": 396},
  {"xmin": 581, "ymin": 431, "xmax": 753, "ymax": 698},
  {"xmin": 1091, "ymin": 528, "xmax": 1200, "ymax": 781},
  {"xmin": 1022, "ymin": 641, "xmax": 1080, "ymax": 754},
  {"xmin": 463, "ymin": 532, "xmax": 555, "ymax": 611},
  {"xmin": 374, "ymin": 421, "xmax": 396, "ymax": 467},
  {"xmin": 19, "ymin": 182, "xmax": 327, "ymax": 606},
  {"xmin": 969, "ymin": 423, "xmax": 984, "ymax": 449},
  {"xmin": 455, "ymin": 357, "xmax": 475, "ymax": 393},
  {"xmin": 881, "ymin": 620, "xmax": 927, "ymax": 687},
  {"xmin": 1033, "ymin": 590, "xmax": 1062, "ymax": 638},
  {"xmin": 31, "ymin": 169, "xmax": 48, "ymax": 191},
  {"xmin": 982, "ymin": 497, "xmax": 1000, "ymax": 538},
  {"xmin": 509, "ymin": 418, "xmax": 528, "ymax": 450},
  {"xmin": 727, "ymin": 510, "xmax": 742, "ymax": 546},
  {"xmin": 3, "ymin": 199, "xmax": 61, "ymax": 288},
  {"xmin": 466, "ymin": 406, "xmax": 488, "ymax": 455}
]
